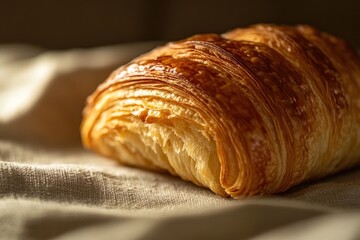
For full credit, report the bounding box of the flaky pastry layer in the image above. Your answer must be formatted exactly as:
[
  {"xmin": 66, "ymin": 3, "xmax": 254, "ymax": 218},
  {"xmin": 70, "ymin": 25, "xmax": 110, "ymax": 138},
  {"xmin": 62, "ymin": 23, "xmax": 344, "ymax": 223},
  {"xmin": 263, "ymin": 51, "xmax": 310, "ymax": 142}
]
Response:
[{"xmin": 81, "ymin": 24, "xmax": 360, "ymax": 197}]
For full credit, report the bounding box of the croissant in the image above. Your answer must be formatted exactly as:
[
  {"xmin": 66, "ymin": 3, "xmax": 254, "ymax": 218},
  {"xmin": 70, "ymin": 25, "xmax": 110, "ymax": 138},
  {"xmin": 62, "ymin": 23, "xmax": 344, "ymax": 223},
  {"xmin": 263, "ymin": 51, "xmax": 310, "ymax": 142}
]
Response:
[{"xmin": 81, "ymin": 24, "xmax": 360, "ymax": 197}]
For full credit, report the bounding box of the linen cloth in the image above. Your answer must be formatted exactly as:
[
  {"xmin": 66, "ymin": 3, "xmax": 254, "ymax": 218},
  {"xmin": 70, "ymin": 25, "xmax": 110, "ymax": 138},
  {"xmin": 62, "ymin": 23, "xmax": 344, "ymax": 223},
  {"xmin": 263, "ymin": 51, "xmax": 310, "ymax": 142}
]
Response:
[{"xmin": 1, "ymin": 43, "xmax": 360, "ymax": 240}]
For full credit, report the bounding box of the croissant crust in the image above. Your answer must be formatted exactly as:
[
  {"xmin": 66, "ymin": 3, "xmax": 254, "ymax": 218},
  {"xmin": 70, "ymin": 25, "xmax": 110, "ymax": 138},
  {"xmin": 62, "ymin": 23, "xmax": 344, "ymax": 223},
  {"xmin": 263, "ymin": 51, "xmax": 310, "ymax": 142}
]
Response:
[{"xmin": 81, "ymin": 24, "xmax": 360, "ymax": 197}]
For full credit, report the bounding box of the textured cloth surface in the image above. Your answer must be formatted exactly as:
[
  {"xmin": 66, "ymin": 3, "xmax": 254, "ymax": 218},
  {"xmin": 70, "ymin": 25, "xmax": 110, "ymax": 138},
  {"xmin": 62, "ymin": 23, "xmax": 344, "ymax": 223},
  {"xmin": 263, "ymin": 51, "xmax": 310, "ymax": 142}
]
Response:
[{"xmin": 1, "ymin": 44, "xmax": 360, "ymax": 240}]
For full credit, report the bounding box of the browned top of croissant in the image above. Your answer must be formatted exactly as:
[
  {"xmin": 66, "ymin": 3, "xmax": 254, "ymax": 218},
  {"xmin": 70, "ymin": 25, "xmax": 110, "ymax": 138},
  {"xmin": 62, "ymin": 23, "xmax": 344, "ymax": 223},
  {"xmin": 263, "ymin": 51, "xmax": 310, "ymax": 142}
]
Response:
[{"xmin": 82, "ymin": 24, "xmax": 360, "ymax": 197}]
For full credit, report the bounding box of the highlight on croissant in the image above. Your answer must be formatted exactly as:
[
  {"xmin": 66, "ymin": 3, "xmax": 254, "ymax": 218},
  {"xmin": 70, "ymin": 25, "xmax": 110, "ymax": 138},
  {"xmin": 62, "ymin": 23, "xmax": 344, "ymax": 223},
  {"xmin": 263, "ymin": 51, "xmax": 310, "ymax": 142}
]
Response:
[{"xmin": 81, "ymin": 24, "xmax": 360, "ymax": 198}]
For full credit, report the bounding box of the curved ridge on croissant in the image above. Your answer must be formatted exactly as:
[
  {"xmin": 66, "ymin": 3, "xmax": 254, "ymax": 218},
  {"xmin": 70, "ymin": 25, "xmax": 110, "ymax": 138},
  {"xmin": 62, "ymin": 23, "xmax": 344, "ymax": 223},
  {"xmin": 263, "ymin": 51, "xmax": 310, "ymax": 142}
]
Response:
[{"xmin": 81, "ymin": 24, "xmax": 360, "ymax": 197}]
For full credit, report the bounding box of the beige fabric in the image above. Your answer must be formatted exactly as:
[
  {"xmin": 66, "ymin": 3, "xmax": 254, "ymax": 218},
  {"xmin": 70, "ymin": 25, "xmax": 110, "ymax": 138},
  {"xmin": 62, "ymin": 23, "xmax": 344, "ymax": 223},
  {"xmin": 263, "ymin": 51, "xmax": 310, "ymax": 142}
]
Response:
[{"xmin": 1, "ymin": 44, "xmax": 360, "ymax": 240}]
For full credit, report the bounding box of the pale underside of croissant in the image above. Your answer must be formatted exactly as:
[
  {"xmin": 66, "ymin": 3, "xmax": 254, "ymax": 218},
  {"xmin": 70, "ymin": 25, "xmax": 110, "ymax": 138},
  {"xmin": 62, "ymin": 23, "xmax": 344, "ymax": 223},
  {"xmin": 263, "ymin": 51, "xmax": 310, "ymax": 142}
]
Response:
[{"xmin": 81, "ymin": 24, "xmax": 360, "ymax": 198}]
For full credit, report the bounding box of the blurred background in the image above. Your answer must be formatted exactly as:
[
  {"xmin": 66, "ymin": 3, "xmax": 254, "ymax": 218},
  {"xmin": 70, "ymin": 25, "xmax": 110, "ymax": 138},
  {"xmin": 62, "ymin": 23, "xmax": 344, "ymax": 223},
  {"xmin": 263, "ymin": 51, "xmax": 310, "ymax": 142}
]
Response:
[{"xmin": 0, "ymin": 0, "xmax": 359, "ymax": 49}]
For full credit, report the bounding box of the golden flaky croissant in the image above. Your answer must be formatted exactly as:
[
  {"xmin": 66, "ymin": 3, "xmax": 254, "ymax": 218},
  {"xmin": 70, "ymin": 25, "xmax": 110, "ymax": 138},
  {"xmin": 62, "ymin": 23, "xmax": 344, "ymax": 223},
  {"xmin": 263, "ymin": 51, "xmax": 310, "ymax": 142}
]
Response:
[{"xmin": 81, "ymin": 24, "xmax": 360, "ymax": 197}]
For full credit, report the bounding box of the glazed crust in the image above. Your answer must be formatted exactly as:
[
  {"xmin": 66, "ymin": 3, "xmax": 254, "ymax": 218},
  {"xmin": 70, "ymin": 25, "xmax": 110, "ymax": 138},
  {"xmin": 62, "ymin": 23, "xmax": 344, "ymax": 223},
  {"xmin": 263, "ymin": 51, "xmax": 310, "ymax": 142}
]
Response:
[{"xmin": 81, "ymin": 24, "xmax": 360, "ymax": 197}]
